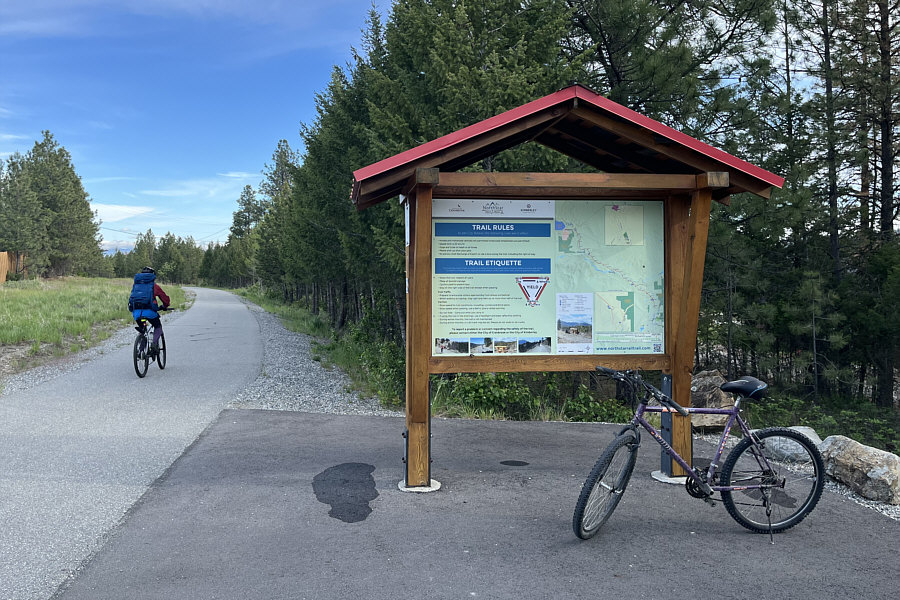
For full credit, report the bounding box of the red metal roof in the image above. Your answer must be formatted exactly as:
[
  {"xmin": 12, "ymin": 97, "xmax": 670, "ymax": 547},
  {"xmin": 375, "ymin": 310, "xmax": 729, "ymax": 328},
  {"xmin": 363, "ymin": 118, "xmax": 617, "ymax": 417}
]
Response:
[{"xmin": 352, "ymin": 84, "xmax": 784, "ymax": 209}]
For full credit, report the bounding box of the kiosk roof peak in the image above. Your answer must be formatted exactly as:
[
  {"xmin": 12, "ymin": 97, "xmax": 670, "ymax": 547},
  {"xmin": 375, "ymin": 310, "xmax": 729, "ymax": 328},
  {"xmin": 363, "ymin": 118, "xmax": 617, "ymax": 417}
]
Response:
[{"xmin": 351, "ymin": 84, "xmax": 783, "ymax": 210}]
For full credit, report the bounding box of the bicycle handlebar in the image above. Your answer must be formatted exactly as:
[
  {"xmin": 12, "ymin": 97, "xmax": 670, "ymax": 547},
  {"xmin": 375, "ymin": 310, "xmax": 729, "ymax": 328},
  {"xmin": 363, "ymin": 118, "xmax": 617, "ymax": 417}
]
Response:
[{"xmin": 596, "ymin": 366, "xmax": 690, "ymax": 417}]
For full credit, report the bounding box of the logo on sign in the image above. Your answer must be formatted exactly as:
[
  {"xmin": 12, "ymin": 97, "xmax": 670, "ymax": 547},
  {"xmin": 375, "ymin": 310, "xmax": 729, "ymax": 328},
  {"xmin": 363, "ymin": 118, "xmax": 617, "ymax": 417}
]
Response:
[
  {"xmin": 482, "ymin": 201, "xmax": 504, "ymax": 215},
  {"xmin": 516, "ymin": 277, "xmax": 550, "ymax": 307}
]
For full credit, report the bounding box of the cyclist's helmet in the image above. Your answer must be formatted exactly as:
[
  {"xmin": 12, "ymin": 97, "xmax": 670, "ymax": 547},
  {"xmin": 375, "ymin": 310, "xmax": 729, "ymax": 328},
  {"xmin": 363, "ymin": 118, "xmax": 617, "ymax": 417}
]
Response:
[{"xmin": 141, "ymin": 266, "xmax": 155, "ymax": 274}]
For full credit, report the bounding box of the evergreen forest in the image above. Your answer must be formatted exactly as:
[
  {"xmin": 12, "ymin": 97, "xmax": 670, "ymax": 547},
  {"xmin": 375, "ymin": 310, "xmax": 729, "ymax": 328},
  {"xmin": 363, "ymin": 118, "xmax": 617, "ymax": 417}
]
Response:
[{"xmin": 1, "ymin": 1, "xmax": 897, "ymax": 434}]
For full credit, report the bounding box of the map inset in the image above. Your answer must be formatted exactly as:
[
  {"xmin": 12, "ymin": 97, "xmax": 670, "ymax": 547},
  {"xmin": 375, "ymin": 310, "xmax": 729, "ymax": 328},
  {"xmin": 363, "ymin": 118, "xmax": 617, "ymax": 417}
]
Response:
[
  {"xmin": 555, "ymin": 201, "xmax": 664, "ymax": 354},
  {"xmin": 595, "ymin": 291, "xmax": 635, "ymax": 333}
]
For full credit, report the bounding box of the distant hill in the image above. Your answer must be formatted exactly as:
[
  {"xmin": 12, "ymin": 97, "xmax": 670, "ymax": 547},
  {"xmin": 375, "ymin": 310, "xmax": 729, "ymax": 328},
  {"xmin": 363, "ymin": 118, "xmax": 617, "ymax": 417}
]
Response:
[{"xmin": 558, "ymin": 320, "xmax": 591, "ymax": 328}]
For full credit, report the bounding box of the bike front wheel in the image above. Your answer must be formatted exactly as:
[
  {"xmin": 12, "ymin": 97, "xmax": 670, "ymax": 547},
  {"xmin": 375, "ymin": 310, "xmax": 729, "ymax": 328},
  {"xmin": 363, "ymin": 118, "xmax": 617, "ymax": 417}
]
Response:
[
  {"xmin": 133, "ymin": 334, "xmax": 149, "ymax": 378},
  {"xmin": 157, "ymin": 334, "xmax": 167, "ymax": 370},
  {"xmin": 573, "ymin": 430, "xmax": 639, "ymax": 540},
  {"xmin": 720, "ymin": 427, "xmax": 824, "ymax": 534}
]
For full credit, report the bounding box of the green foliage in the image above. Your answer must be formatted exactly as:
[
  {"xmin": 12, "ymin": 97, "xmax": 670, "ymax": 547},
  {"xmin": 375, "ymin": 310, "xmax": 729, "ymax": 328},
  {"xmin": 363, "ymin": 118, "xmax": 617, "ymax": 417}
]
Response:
[
  {"xmin": 432, "ymin": 373, "xmax": 535, "ymax": 420},
  {"xmin": 237, "ymin": 285, "xmax": 332, "ymax": 339},
  {"xmin": 564, "ymin": 385, "xmax": 634, "ymax": 423},
  {"xmin": 102, "ymin": 229, "xmax": 206, "ymax": 285},
  {"xmin": 430, "ymin": 372, "xmax": 632, "ymax": 423},
  {"xmin": 345, "ymin": 306, "xmax": 406, "ymax": 406},
  {"xmin": 0, "ymin": 132, "xmax": 102, "ymax": 276},
  {"xmin": 744, "ymin": 394, "xmax": 900, "ymax": 453}
]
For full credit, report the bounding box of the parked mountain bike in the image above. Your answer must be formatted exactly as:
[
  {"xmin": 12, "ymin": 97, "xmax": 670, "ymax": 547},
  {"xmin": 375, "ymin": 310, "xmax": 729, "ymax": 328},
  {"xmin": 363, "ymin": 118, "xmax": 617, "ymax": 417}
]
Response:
[
  {"xmin": 132, "ymin": 309, "xmax": 169, "ymax": 378},
  {"xmin": 573, "ymin": 367, "xmax": 825, "ymax": 542}
]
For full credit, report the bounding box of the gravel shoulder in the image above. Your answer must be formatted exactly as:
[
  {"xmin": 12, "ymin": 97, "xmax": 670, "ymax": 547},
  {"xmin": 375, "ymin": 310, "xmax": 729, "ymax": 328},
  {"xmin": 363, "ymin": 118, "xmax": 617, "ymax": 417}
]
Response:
[{"xmin": 226, "ymin": 300, "xmax": 402, "ymax": 418}]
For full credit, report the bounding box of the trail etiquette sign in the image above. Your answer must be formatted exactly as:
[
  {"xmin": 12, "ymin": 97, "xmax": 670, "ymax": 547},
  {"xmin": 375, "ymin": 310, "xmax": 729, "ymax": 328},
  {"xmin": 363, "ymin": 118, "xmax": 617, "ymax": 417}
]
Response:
[{"xmin": 431, "ymin": 198, "xmax": 665, "ymax": 357}]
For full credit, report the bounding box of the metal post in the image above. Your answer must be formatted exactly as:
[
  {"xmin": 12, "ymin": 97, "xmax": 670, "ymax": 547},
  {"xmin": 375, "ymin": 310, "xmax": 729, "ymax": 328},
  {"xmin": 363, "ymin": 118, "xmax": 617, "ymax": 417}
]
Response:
[{"xmin": 660, "ymin": 374, "xmax": 673, "ymax": 476}]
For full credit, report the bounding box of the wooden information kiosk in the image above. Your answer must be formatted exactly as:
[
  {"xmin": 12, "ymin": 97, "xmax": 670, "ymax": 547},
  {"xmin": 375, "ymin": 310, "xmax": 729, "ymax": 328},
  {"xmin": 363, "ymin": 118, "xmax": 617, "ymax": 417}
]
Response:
[{"xmin": 351, "ymin": 85, "xmax": 783, "ymax": 487}]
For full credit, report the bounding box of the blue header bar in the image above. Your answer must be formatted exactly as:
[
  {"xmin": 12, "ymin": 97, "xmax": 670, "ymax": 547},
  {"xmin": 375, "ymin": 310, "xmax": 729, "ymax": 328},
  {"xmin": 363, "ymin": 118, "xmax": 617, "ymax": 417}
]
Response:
[
  {"xmin": 434, "ymin": 258, "xmax": 551, "ymax": 274},
  {"xmin": 434, "ymin": 222, "xmax": 551, "ymax": 237}
]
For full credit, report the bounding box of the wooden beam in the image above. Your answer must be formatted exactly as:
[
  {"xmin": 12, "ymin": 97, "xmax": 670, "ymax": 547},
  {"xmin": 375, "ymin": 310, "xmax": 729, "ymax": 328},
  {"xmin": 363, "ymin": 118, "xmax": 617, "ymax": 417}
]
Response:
[
  {"xmin": 571, "ymin": 107, "xmax": 774, "ymax": 199},
  {"xmin": 696, "ymin": 172, "xmax": 729, "ymax": 189},
  {"xmin": 429, "ymin": 354, "xmax": 671, "ymax": 374},
  {"xmin": 355, "ymin": 106, "xmax": 571, "ymax": 208},
  {"xmin": 402, "ymin": 167, "xmax": 440, "ymax": 197},
  {"xmin": 432, "ymin": 171, "xmax": 708, "ymax": 200},
  {"xmin": 436, "ymin": 187, "xmax": 675, "ymax": 200},
  {"xmin": 438, "ymin": 171, "xmax": 700, "ymax": 190}
]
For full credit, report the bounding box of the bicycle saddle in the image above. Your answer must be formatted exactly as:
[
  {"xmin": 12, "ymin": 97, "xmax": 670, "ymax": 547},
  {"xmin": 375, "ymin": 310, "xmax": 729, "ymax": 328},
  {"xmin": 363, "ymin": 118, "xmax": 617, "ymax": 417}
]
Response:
[{"xmin": 720, "ymin": 375, "xmax": 768, "ymax": 399}]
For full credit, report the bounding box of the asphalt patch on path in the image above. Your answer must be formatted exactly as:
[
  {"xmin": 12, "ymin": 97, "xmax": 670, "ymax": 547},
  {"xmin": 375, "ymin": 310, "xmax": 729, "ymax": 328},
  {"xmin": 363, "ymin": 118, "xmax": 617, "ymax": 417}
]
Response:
[{"xmin": 313, "ymin": 462, "xmax": 378, "ymax": 523}]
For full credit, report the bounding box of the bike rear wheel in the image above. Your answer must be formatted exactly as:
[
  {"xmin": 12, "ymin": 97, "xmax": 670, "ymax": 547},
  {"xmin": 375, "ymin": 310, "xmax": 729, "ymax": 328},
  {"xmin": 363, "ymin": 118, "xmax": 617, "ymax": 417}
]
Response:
[
  {"xmin": 133, "ymin": 334, "xmax": 149, "ymax": 378},
  {"xmin": 573, "ymin": 430, "xmax": 639, "ymax": 540},
  {"xmin": 720, "ymin": 427, "xmax": 824, "ymax": 534},
  {"xmin": 157, "ymin": 334, "xmax": 167, "ymax": 369}
]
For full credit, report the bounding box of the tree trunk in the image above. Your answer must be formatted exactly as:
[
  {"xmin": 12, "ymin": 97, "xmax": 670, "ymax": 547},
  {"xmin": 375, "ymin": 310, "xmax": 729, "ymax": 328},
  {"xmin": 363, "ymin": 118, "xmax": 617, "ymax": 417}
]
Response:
[
  {"xmin": 821, "ymin": 0, "xmax": 841, "ymax": 280},
  {"xmin": 876, "ymin": 0, "xmax": 894, "ymax": 241}
]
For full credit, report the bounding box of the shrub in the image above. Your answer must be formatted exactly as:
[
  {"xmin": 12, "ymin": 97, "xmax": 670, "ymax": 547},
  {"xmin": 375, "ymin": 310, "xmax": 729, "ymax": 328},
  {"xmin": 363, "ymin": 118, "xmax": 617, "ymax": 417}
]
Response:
[{"xmin": 564, "ymin": 384, "xmax": 633, "ymax": 423}]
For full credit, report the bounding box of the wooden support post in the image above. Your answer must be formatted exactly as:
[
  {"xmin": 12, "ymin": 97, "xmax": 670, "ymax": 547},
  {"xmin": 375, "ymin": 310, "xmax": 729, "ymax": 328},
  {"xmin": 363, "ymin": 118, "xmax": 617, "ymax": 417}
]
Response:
[
  {"xmin": 665, "ymin": 196, "xmax": 688, "ymax": 476},
  {"xmin": 668, "ymin": 186, "xmax": 714, "ymax": 475},
  {"xmin": 404, "ymin": 169, "xmax": 437, "ymax": 487}
]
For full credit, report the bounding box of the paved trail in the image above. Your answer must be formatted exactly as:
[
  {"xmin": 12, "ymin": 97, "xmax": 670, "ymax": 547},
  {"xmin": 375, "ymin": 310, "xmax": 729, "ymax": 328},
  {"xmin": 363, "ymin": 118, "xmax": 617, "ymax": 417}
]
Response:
[{"xmin": 0, "ymin": 288, "xmax": 262, "ymax": 600}]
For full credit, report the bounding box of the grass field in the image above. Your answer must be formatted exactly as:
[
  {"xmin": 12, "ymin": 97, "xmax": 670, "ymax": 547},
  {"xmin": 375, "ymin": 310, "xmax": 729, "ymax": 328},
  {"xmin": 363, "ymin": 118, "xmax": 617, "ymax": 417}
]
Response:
[{"xmin": 0, "ymin": 277, "xmax": 189, "ymax": 374}]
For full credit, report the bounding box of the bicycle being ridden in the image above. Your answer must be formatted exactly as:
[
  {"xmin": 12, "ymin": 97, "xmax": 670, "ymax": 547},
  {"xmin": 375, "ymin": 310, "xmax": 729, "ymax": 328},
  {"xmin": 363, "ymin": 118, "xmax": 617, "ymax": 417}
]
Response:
[
  {"xmin": 128, "ymin": 266, "xmax": 171, "ymax": 378},
  {"xmin": 133, "ymin": 310, "xmax": 169, "ymax": 377},
  {"xmin": 573, "ymin": 367, "xmax": 825, "ymax": 542}
]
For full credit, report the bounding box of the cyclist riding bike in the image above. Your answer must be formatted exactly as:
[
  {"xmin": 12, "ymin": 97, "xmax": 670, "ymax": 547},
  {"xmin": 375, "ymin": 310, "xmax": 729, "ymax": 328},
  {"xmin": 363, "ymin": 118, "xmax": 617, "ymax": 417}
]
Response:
[{"xmin": 128, "ymin": 266, "xmax": 170, "ymax": 355}]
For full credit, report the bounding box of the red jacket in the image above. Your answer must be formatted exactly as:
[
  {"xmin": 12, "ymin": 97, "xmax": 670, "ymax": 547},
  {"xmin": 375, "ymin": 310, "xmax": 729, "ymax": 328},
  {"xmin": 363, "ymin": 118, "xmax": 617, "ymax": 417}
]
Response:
[{"xmin": 153, "ymin": 284, "xmax": 170, "ymax": 309}]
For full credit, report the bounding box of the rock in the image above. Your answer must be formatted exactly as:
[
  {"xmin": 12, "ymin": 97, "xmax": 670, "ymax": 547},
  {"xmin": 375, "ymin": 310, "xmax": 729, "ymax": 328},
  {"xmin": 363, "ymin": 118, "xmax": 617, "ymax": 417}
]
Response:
[
  {"xmin": 789, "ymin": 425, "xmax": 823, "ymax": 446},
  {"xmin": 819, "ymin": 435, "xmax": 900, "ymax": 504},
  {"xmin": 751, "ymin": 426, "xmax": 822, "ymax": 462},
  {"xmin": 690, "ymin": 370, "xmax": 733, "ymax": 428}
]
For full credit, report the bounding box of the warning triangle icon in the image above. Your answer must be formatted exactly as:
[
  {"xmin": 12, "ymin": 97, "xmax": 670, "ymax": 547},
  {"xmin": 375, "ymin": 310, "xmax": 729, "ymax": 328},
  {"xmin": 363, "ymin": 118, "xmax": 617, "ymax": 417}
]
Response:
[{"xmin": 516, "ymin": 277, "xmax": 550, "ymax": 306}]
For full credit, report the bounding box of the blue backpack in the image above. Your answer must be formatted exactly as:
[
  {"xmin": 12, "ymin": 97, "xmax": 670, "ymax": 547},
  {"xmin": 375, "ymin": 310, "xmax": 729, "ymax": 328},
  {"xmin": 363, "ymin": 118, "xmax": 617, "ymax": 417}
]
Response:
[{"xmin": 128, "ymin": 272, "xmax": 156, "ymax": 311}]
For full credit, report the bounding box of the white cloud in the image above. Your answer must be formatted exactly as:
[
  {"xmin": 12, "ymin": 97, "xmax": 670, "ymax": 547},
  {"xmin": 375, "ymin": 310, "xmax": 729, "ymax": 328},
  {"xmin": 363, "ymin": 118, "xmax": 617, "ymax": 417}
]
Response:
[
  {"xmin": 83, "ymin": 176, "xmax": 138, "ymax": 185},
  {"xmin": 138, "ymin": 173, "xmax": 253, "ymax": 201},
  {"xmin": 92, "ymin": 202, "xmax": 154, "ymax": 223},
  {"xmin": 0, "ymin": 132, "xmax": 32, "ymax": 159},
  {"xmin": 217, "ymin": 171, "xmax": 256, "ymax": 179},
  {"xmin": 0, "ymin": 133, "xmax": 29, "ymax": 141}
]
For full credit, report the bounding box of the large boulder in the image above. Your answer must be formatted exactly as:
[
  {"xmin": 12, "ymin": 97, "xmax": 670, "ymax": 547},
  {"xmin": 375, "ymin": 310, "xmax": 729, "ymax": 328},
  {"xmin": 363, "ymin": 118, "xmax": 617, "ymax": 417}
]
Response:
[
  {"xmin": 752, "ymin": 426, "xmax": 823, "ymax": 462},
  {"xmin": 819, "ymin": 435, "xmax": 900, "ymax": 504},
  {"xmin": 788, "ymin": 425, "xmax": 823, "ymax": 446},
  {"xmin": 690, "ymin": 370, "xmax": 733, "ymax": 428}
]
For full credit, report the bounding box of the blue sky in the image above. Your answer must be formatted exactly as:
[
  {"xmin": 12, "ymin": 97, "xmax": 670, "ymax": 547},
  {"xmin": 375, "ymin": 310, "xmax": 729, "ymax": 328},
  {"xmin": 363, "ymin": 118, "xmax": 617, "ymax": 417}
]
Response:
[{"xmin": 0, "ymin": 0, "xmax": 390, "ymax": 251}]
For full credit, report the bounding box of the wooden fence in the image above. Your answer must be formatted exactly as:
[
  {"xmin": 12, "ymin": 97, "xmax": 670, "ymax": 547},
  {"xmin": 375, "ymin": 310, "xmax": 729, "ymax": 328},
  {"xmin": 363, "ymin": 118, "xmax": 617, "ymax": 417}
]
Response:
[
  {"xmin": 0, "ymin": 251, "xmax": 8, "ymax": 284},
  {"xmin": 0, "ymin": 251, "xmax": 27, "ymax": 283}
]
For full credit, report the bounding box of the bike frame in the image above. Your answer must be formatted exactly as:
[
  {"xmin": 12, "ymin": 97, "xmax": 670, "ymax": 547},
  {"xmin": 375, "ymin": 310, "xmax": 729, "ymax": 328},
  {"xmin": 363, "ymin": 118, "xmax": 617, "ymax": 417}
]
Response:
[
  {"xmin": 631, "ymin": 397, "xmax": 773, "ymax": 493},
  {"xmin": 135, "ymin": 318, "xmax": 153, "ymax": 340}
]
